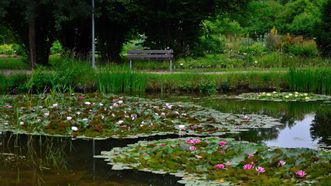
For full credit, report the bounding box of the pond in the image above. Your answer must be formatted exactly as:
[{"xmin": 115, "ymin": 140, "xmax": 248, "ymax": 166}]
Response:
[{"xmin": 1, "ymin": 94, "xmax": 331, "ymax": 185}]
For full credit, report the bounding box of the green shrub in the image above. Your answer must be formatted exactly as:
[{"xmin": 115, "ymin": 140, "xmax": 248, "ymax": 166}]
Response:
[
  {"xmin": 26, "ymin": 68, "xmax": 54, "ymax": 93},
  {"xmin": 0, "ymin": 44, "xmax": 15, "ymax": 55},
  {"xmin": 6, "ymin": 74, "xmax": 30, "ymax": 93},
  {"xmin": 287, "ymin": 40, "xmax": 319, "ymax": 57},
  {"xmin": 50, "ymin": 41, "xmax": 63, "ymax": 55}
]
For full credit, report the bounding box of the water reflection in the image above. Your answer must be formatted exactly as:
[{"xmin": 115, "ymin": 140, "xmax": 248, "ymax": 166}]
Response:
[
  {"xmin": 159, "ymin": 95, "xmax": 331, "ymax": 149},
  {"xmin": 0, "ymin": 132, "xmax": 182, "ymax": 186}
]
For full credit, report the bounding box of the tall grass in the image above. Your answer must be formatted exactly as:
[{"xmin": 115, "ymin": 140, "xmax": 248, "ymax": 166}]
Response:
[
  {"xmin": 97, "ymin": 66, "xmax": 147, "ymax": 94},
  {"xmin": 289, "ymin": 67, "xmax": 331, "ymax": 95}
]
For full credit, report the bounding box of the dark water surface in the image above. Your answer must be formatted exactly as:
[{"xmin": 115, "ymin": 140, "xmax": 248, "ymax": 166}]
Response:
[{"xmin": 1, "ymin": 95, "xmax": 331, "ymax": 186}]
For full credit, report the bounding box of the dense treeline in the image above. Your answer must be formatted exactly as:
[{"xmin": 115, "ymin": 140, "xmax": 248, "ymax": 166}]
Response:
[{"xmin": 0, "ymin": 0, "xmax": 330, "ymax": 66}]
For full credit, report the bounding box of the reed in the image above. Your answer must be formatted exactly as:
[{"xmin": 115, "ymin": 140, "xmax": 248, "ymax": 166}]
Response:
[
  {"xmin": 288, "ymin": 67, "xmax": 331, "ymax": 95},
  {"xmin": 97, "ymin": 66, "xmax": 147, "ymax": 94}
]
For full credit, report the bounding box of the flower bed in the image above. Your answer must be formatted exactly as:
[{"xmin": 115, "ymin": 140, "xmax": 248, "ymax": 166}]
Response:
[
  {"xmin": 0, "ymin": 94, "xmax": 282, "ymax": 139},
  {"xmin": 236, "ymin": 92, "xmax": 331, "ymax": 102},
  {"xmin": 99, "ymin": 137, "xmax": 331, "ymax": 185}
]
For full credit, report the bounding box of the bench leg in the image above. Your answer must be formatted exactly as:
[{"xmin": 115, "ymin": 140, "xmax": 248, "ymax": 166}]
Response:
[
  {"xmin": 129, "ymin": 60, "xmax": 132, "ymax": 70},
  {"xmin": 169, "ymin": 60, "xmax": 173, "ymax": 72}
]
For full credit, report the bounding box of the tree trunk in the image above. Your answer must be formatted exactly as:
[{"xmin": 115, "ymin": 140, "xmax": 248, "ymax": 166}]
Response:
[{"xmin": 28, "ymin": 19, "xmax": 36, "ymax": 69}]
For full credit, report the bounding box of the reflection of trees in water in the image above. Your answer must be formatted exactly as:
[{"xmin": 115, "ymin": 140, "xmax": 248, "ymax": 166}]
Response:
[
  {"xmin": 311, "ymin": 106, "xmax": 331, "ymax": 146},
  {"xmin": 234, "ymin": 128, "xmax": 280, "ymax": 143},
  {"xmin": 0, "ymin": 132, "xmax": 71, "ymax": 186}
]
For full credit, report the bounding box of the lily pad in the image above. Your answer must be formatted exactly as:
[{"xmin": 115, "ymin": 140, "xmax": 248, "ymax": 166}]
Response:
[
  {"xmin": 98, "ymin": 137, "xmax": 331, "ymax": 185},
  {"xmin": 0, "ymin": 93, "xmax": 282, "ymax": 139},
  {"xmin": 236, "ymin": 92, "xmax": 331, "ymax": 102}
]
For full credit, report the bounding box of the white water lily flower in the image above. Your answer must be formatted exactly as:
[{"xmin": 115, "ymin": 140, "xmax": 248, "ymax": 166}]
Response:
[
  {"xmin": 44, "ymin": 112, "xmax": 50, "ymax": 117},
  {"xmin": 161, "ymin": 112, "xmax": 166, "ymax": 116},
  {"xmin": 19, "ymin": 121, "xmax": 24, "ymax": 125},
  {"xmin": 289, "ymin": 93, "xmax": 293, "ymax": 96},
  {"xmin": 109, "ymin": 106, "xmax": 113, "ymax": 110},
  {"xmin": 305, "ymin": 97, "xmax": 310, "ymax": 100},
  {"xmin": 117, "ymin": 120, "xmax": 124, "ymax": 125},
  {"xmin": 67, "ymin": 116, "xmax": 72, "ymax": 121},
  {"xmin": 113, "ymin": 103, "xmax": 119, "ymax": 107},
  {"xmin": 99, "ymin": 103, "xmax": 104, "ymax": 106},
  {"xmin": 165, "ymin": 103, "xmax": 173, "ymax": 109},
  {"xmin": 52, "ymin": 103, "xmax": 58, "ymax": 107},
  {"xmin": 266, "ymin": 93, "xmax": 271, "ymax": 96},
  {"xmin": 76, "ymin": 111, "xmax": 81, "ymax": 115},
  {"xmin": 285, "ymin": 95, "xmax": 290, "ymax": 99},
  {"xmin": 84, "ymin": 102, "xmax": 91, "ymax": 105},
  {"xmin": 178, "ymin": 125, "xmax": 186, "ymax": 130},
  {"xmin": 155, "ymin": 113, "xmax": 159, "ymax": 116},
  {"xmin": 82, "ymin": 118, "xmax": 88, "ymax": 122},
  {"xmin": 71, "ymin": 126, "xmax": 79, "ymax": 132},
  {"xmin": 118, "ymin": 100, "xmax": 123, "ymax": 104}
]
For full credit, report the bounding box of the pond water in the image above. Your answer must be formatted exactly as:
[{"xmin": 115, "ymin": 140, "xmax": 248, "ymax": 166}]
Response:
[{"xmin": 1, "ymin": 95, "xmax": 331, "ymax": 186}]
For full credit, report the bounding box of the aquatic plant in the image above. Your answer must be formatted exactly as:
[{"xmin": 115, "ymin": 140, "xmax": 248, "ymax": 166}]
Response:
[
  {"xmin": 98, "ymin": 137, "xmax": 331, "ymax": 185},
  {"xmin": 236, "ymin": 91, "xmax": 331, "ymax": 102},
  {"xmin": 0, "ymin": 93, "xmax": 282, "ymax": 139}
]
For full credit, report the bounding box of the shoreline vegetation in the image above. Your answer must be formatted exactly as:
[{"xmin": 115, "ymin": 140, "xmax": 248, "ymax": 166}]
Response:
[{"xmin": 0, "ymin": 62, "xmax": 330, "ymax": 95}]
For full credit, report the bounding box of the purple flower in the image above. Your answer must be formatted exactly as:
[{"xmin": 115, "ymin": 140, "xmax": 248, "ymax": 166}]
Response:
[
  {"xmin": 256, "ymin": 166, "xmax": 265, "ymax": 173},
  {"xmin": 296, "ymin": 170, "xmax": 306, "ymax": 178},
  {"xmin": 218, "ymin": 141, "xmax": 227, "ymax": 147},
  {"xmin": 243, "ymin": 164, "xmax": 254, "ymax": 170},
  {"xmin": 214, "ymin": 164, "xmax": 225, "ymax": 169}
]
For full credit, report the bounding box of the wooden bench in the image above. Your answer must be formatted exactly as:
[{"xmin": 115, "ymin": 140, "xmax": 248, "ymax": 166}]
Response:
[{"xmin": 127, "ymin": 50, "xmax": 174, "ymax": 71}]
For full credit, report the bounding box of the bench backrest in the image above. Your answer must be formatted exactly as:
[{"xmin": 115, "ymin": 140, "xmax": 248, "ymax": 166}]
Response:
[{"xmin": 128, "ymin": 50, "xmax": 174, "ymax": 60}]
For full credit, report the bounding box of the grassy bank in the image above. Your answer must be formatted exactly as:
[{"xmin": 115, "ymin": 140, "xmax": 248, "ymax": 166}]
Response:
[{"xmin": 1, "ymin": 59, "xmax": 330, "ymax": 95}]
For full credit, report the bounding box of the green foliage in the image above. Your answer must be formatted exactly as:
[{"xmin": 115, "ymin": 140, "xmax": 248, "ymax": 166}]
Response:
[
  {"xmin": 97, "ymin": 66, "xmax": 147, "ymax": 94},
  {"xmin": 316, "ymin": 0, "xmax": 331, "ymax": 57},
  {"xmin": 50, "ymin": 41, "xmax": 63, "ymax": 55},
  {"xmin": 289, "ymin": 67, "xmax": 331, "ymax": 94},
  {"xmin": 0, "ymin": 44, "xmax": 15, "ymax": 55},
  {"xmin": 287, "ymin": 40, "xmax": 319, "ymax": 57}
]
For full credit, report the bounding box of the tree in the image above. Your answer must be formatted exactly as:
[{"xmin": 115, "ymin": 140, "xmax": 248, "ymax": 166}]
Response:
[
  {"xmin": 316, "ymin": 0, "xmax": 331, "ymax": 57},
  {"xmin": 1, "ymin": 0, "xmax": 57, "ymax": 66}
]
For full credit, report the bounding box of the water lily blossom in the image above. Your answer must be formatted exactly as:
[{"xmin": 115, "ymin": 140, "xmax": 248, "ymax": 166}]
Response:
[
  {"xmin": 84, "ymin": 102, "xmax": 91, "ymax": 105},
  {"xmin": 189, "ymin": 146, "xmax": 196, "ymax": 151},
  {"xmin": 195, "ymin": 155, "xmax": 202, "ymax": 159},
  {"xmin": 71, "ymin": 126, "xmax": 79, "ymax": 132},
  {"xmin": 178, "ymin": 125, "xmax": 186, "ymax": 131},
  {"xmin": 248, "ymin": 153, "xmax": 254, "ymax": 158},
  {"xmin": 296, "ymin": 170, "xmax": 306, "ymax": 178},
  {"xmin": 243, "ymin": 164, "xmax": 254, "ymax": 170},
  {"xmin": 278, "ymin": 160, "xmax": 286, "ymax": 167},
  {"xmin": 214, "ymin": 164, "xmax": 225, "ymax": 169},
  {"xmin": 218, "ymin": 141, "xmax": 227, "ymax": 147},
  {"xmin": 66, "ymin": 116, "xmax": 72, "ymax": 121},
  {"xmin": 256, "ymin": 166, "xmax": 265, "ymax": 173},
  {"xmin": 186, "ymin": 139, "xmax": 201, "ymax": 144},
  {"xmin": 225, "ymin": 161, "xmax": 232, "ymax": 166}
]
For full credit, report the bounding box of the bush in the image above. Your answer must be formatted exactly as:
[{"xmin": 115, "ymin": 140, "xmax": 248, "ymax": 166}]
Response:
[
  {"xmin": 0, "ymin": 44, "xmax": 15, "ymax": 55},
  {"xmin": 50, "ymin": 41, "xmax": 63, "ymax": 55},
  {"xmin": 287, "ymin": 40, "xmax": 319, "ymax": 57}
]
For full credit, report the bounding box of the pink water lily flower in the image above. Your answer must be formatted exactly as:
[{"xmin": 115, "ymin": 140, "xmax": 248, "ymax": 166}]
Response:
[
  {"xmin": 247, "ymin": 153, "xmax": 254, "ymax": 158},
  {"xmin": 256, "ymin": 166, "xmax": 265, "ymax": 173},
  {"xmin": 214, "ymin": 164, "xmax": 225, "ymax": 169},
  {"xmin": 189, "ymin": 146, "xmax": 196, "ymax": 151},
  {"xmin": 296, "ymin": 170, "xmax": 306, "ymax": 178},
  {"xmin": 218, "ymin": 141, "xmax": 227, "ymax": 147},
  {"xmin": 278, "ymin": 160, "xmax": 286, "ymax": 167},
  {"xmin": 243, "ymin": 164, "xmax": 254, "ymax": 170},
  {"xmin": 195, "ymin": 155, "xmax": 202, "ymax": 159},
  {"xmin": 159, "ymin": 143, "xmax": 166, "ymax": 147},
  {"xmin": 185, "ymin": 139, "xmax": 201, "ymax": 144},
  {"xmin": 225, "ymin": 161, "xmax": 232, "ymax": 166}
]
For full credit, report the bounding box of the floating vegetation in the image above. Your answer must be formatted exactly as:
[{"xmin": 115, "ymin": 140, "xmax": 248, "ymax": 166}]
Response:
[
  {"xmin": 98, "ymin": 137, "xmax": 331, "ymax": 185},
  {"xmin": 236, "ymin": 92, "xmax": 331, "ymax": 102},
  {"xmin": 0, "ymin": 93, "xmax": 282, "ymax": 139}
]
